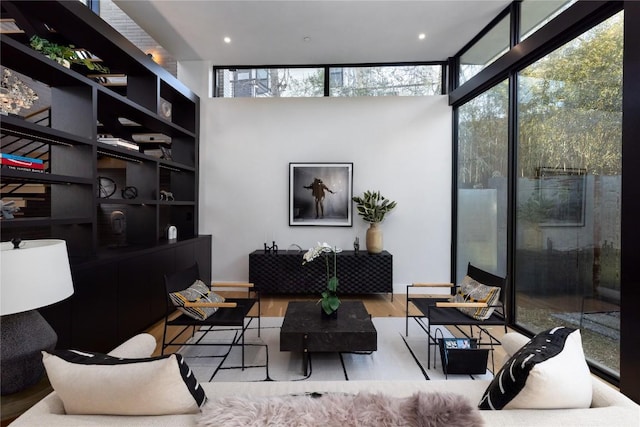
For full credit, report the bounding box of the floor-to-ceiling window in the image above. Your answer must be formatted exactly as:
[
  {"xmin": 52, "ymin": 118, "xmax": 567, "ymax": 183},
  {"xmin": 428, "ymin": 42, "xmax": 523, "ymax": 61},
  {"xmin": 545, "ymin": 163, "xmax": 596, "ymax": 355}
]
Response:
[
  {"xmin": 455, "ymin": 80, "xmax": 509, "ymax": 282},
  {"xmin": 453, "ymin": 2, "xmax": 625, "ymax": 382},
  {"xmin": 515, "ymin": 11, "xmax": 623, "ymax": 376}
]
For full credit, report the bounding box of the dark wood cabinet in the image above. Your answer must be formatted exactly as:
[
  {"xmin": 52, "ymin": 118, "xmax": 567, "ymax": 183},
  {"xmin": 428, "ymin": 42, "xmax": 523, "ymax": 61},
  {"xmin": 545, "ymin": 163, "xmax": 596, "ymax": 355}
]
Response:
[
  {"xmin": 70, "ymin": 265, "xmax": 118, "ymax": 352},
  {"xmin": 1, "ymin": 1, "xmax": 207, "ymax": 353},
  {"xmin": 39, "ymin": 236, "xmax": 212, "ymax": 353},
  {"xmin": 249, "ymin": 250, "xmax": 393, "ymax": 295}
]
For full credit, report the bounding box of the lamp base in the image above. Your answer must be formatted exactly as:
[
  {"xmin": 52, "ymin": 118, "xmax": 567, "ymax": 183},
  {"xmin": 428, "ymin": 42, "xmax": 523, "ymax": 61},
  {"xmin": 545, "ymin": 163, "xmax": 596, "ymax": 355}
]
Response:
[{"xmin": 1, "ymin": 310, "xmax": 57, "ymax": 395}]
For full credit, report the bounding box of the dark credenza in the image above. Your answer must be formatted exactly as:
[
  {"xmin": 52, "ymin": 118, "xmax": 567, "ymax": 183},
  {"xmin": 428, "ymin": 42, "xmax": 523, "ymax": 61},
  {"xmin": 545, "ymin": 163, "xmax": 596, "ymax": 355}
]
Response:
[{"xmin": 249, "ymin": 250, "xmax": 392, "ymax": 295}]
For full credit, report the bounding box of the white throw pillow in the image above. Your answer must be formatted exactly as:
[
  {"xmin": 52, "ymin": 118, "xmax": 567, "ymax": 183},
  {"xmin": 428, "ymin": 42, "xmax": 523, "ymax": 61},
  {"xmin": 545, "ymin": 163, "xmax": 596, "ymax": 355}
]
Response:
[
  {"xmin": 479, "ymin": 327, "xmax": 592, "ymax": 410},
  {"xmin": 107, "ymin": 333, "xmax": 156, "ymax": 358},
  {"xmin": 498, "ymin": 332, "xmax": 532, "ymax": 366},
  {"xmin": 42, "ymin": 350, "xmax": 206, "ymax": 415}
]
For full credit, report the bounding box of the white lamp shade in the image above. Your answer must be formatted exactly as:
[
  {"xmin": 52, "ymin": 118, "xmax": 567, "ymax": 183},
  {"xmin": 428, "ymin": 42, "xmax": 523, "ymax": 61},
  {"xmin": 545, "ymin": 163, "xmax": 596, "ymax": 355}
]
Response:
[{"xmin": 1, "ymin": 239, "xmax": 74, "ymax": 316}]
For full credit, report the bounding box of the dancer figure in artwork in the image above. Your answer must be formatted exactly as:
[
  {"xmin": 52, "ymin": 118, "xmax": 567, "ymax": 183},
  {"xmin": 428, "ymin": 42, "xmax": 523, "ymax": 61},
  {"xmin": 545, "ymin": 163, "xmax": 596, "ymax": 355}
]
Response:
[{"xmin": 304, "ymin": 178, "xmax": 334, "ymax": 219}]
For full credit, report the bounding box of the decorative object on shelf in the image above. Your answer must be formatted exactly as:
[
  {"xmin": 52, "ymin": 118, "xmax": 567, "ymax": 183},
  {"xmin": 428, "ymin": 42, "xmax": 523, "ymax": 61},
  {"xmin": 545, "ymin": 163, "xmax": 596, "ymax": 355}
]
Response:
[
  {"xmin": 109, "ymin": 210, "xmax": 127, "ymax": 248},
  {"xmin": 160, "ymin": 146, "xmax": 172, "ymax": 160},
  {"xmin": 353, "ymin": 236, "xmax": 360, "ymax": 255},
  {"xmin": 289, "ymin": 162, "xmax": 353, "ymax": 227},
  {"xmin": 97, "ymin": 176, "xmax": 116, "ymax": 198},
  {"xmin": 29, "ymin": 35, "xmax": 109, "ymax": 73},
  {"xmin": 110, "ymin": 210, "xmax": 125, "ymax": 234},
  {"xmin": 160, "ymin": 190, "xmax": 174, "ymax": 201},
  {"xmin": 0, "ymin": 200, "xmax": 20, "ymax": 219},
  {"xmin": 264, "ymin": 241, "xmax": 278, "ymax": 254},
  {"xmin": 121, "ymin": 186, "xmax": 138, "ymax": 199},
  {"xmin": 0, "ymin": 239, "xmax": 74, "ymax": 395},
  {"xmin": 0, "ymin": 68, "xmax": 38, "ymax": 115},
  {"xmin": 352, "ymin": 190, "xmax": 397, "ymax": 254},
  {"xmin": 302, "ymin": 242, "xmax": 342, "ymax": 317},
  {"xmin": 160, "ymin": 99, "xmax": 172, "ymax": 119},
  {"xmin": 167, "ymin": 225, "xmax": 177, "ymax": 242}
]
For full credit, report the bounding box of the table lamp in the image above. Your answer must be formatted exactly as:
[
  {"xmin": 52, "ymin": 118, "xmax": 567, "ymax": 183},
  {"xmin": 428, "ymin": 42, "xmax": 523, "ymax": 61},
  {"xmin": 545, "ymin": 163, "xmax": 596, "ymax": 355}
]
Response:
[{"xmin": 1, "ymin": 239, "xmax": 74, "ymax": 395}]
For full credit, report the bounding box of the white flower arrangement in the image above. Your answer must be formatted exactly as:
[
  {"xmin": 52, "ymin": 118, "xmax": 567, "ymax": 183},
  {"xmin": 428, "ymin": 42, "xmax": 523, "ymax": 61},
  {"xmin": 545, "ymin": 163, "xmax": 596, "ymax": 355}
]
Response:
[{"xmin": 302, "ymin": 242, "xmax": 342, "ymax": 315}]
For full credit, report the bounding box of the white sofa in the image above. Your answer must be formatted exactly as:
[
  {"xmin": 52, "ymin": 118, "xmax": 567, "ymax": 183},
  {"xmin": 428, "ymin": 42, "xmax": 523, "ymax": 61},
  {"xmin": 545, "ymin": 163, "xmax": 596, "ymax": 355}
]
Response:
[{"xmin": 11, "ymin": 333, "xmax": 640, "ymax": 427}]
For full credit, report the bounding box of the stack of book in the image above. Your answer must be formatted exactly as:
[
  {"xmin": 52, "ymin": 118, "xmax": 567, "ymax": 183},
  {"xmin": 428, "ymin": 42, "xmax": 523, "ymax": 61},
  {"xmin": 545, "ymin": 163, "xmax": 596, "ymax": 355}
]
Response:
[
  {"xmin": 0, "ymin": 153, "xmax": 45, "ymax": 173},
  {"xmin": 98, "ymin": 137, "xmax": 139, "ymax": 151}
]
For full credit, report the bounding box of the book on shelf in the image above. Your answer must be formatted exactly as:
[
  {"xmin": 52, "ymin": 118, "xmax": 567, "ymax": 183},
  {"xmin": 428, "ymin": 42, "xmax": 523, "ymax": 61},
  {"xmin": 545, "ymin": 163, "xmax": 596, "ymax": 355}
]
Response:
[
  {"xmin": 98, "ymin": 137, "xmax": 139, "ymax": 151},
  {"xmin": 0, "ymin": 153, "xmax": 45, "ymax": 172}
]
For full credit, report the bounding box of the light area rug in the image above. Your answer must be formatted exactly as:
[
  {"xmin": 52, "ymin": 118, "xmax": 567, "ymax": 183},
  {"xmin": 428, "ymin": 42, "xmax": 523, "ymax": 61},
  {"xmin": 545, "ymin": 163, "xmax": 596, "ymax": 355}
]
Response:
[{"xmin": 178, "ymin": 317, "xmax": 494, "ymax": 383}]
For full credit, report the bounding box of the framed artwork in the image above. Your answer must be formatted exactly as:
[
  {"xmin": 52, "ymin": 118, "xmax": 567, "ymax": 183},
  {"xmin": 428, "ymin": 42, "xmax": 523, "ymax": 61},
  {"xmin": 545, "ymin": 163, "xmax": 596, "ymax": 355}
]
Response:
[
  {"xmin": 289, "ymin": 162, "xmax": 353, "ymax": 226},
  {"xmin": 536, "ymin": 167, "xmax": 586, "ymax": 226}
]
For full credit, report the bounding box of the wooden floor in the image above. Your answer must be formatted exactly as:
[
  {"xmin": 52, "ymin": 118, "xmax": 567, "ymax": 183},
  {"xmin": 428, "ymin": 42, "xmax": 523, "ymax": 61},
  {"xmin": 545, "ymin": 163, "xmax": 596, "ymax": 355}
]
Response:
[{"xmin": 255, "ymin": 293, "xmax": 410, "ymax": 317}]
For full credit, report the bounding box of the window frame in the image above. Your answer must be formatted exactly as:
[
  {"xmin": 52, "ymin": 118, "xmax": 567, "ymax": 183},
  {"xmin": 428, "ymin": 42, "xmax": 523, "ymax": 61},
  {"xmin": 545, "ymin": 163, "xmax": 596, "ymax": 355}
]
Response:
[
  {"xmin": 450, "ymin": 0, "xmax": 626, "ymax": 389},
  {"xmin": 212, "ymin": 62, "xmax": 447, "ymax": 98}
]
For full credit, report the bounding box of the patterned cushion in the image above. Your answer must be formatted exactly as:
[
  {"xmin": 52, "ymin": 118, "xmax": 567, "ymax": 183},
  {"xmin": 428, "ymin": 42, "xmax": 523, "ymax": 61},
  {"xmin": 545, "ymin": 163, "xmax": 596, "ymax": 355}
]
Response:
[
  {"xmin": 478, "ymin": 327, "xmax": 592, "ymax": 410},
  {"xmin": 169, "ymin": 279, "xmax": 225, "ymax": 320},
  {"xmin": 42, "ymin": 350, "xmax": 207, "ymax": 415},
  {"xmin": 453, "ymin": 275, "xmax": 501, "ymax": 320}
]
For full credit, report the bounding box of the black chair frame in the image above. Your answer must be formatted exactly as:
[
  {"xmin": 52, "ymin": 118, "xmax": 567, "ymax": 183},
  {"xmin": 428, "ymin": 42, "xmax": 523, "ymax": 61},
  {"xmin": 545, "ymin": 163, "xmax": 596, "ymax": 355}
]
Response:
[
  {"xmin": 162, "ymin": 263, "xmax": 260, "ymax": 371},
  {"xmin": 406, "ymin": 263, "xmax": 507, "ymax": 372}
]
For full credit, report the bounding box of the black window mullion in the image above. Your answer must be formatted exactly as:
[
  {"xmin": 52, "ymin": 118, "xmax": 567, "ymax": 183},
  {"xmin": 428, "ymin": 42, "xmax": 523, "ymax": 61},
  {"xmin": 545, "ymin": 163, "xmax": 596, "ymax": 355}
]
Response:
[
  {"xmin": 511, "ymin": 0, "xmax": 521, "ymax": 47},
  {"xmin": 324, "ymin": 66, "xmax": 330, "ymax": 97},
  {"xmin": 506, "ymin": 71, "xmax": 517, "ymax": 326}
]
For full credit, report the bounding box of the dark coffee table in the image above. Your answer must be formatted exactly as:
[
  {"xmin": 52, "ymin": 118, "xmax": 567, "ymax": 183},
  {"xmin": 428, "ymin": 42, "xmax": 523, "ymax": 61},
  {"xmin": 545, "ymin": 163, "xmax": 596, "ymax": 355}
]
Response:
[{"xmin": 280, "ymin": 301, "xmax": 377, "ymax": 375}]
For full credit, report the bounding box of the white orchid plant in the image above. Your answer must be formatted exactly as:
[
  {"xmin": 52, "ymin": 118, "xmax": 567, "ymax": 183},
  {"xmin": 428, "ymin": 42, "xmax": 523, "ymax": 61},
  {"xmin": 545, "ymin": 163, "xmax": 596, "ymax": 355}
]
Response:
[{"xmin": 303, "ymin": 242, "xmax": 342, "ymax": 315}]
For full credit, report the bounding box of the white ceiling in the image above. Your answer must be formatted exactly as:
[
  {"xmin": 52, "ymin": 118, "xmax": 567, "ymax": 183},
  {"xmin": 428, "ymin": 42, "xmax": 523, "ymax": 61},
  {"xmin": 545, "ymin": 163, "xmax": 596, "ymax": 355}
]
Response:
[{"xmin": 113, "ymin": 0, "xmax": 511, "ymax": 66}]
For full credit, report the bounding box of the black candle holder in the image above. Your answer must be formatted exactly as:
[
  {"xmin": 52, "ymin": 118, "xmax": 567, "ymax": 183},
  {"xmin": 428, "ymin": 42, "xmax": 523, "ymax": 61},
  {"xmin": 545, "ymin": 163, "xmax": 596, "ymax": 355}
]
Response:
[{"xmin": 264, "ymin": 241, "xmax": 278, "ymax": 254}]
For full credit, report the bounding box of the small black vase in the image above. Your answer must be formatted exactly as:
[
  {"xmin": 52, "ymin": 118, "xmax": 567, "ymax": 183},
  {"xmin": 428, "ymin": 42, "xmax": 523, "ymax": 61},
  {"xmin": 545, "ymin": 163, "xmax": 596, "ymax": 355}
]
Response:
[{"xmin": 321, "ymin": 307, "xmax": 338, "ymax": 320}]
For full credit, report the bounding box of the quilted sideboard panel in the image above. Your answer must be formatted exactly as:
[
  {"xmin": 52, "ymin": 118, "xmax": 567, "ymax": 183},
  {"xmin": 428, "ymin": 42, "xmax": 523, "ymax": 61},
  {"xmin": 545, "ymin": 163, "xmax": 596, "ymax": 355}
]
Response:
[{"xmin": 249, "ymin": 250, "xmax": 392, "ymax": 295}]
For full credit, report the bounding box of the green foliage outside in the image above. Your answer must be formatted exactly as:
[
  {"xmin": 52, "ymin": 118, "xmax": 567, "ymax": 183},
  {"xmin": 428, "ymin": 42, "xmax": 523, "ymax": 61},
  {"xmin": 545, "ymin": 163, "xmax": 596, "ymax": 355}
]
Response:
[
  {"xmin": 518, "ymin": 13, "xmax": 622, "ymax": 178},
  {"xmin": 458, "ymin": 12, "xmax": 622, "ymax": 188}
]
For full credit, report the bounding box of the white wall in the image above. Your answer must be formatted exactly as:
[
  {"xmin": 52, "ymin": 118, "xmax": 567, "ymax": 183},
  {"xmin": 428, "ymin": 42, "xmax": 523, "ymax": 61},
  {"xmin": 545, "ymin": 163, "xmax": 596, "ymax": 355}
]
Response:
[{"xmin": 180, "ymin": 61, "xmax": 453, "ymax": 293}]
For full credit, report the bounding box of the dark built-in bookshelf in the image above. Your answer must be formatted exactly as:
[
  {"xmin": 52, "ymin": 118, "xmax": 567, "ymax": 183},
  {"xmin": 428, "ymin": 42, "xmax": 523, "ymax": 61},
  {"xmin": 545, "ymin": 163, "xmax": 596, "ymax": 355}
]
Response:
[{"xmin": 0, "ymin": 0, "xmax": 209, "ymax": 352}]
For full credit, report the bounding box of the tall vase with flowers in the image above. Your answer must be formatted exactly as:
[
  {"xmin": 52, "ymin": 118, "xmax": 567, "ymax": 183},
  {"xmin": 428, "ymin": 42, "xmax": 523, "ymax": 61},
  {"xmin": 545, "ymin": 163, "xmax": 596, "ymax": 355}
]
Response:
[{"xmin": 302, "ymin": 242, "xmax": 342, "ymax": 317}]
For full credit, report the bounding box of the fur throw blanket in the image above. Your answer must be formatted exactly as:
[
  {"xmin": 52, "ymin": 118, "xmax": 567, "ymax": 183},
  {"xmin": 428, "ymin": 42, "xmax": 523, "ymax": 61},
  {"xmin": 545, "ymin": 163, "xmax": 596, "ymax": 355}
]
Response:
[{"xmin": 198, "ymin": 391, "xmax": 483, "ymax": 427}]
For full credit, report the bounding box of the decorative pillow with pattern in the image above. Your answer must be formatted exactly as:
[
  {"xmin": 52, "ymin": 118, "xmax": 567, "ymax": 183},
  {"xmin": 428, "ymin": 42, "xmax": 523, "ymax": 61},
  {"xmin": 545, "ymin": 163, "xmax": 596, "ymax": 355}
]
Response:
[
  {"xmin": 169, "ymin": 279, "xmax": 225, "ymax": 320},
  {"xmin": 453, "ymin": 275, "xmax": 501, "ymax": 320},
  {"xmin": 42, "ymin": 350, "xmax": 207, "ymax": 415},
  {"xmin": 478, "ymin": 327, "xmax": 592, "ymax": 410}
]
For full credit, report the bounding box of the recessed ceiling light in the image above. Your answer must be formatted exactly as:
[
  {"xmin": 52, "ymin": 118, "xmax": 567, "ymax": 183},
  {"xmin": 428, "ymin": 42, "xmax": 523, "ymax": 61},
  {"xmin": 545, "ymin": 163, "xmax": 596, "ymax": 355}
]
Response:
[
  {"xmin": 303, "ymin": 36, "xmax": 311, "ymax": 42},
  {"xmin": 418, "ymin": 33, "xmax": 426, "ymax": 40},
  {"xmin": 223, "ymin": 36, "xmax": 231, "ymax": 44}
]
